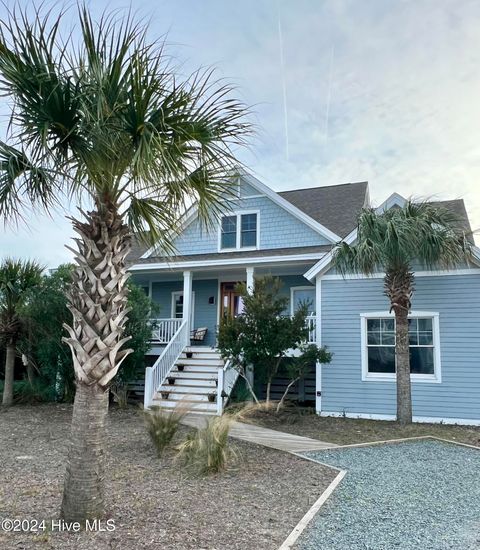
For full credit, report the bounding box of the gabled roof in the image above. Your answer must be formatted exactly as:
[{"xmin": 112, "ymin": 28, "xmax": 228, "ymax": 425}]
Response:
[
  {"xmin": 304, "ymin": 193, "xmax": 477, "ymax": 281},
  {"xmin": 278, "ymin": 181, "xmax": 369, "ymax": 238}
]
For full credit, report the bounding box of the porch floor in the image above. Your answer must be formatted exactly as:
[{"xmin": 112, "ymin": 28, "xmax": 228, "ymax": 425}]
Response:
[{"xmin": 182, "ymin": 414, "xmax": 336, "ymax": 452}]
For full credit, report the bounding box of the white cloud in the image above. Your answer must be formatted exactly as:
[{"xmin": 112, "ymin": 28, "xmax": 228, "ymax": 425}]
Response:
[{"xmin": 1, "ymin": 0, "xmax": 479, "ymax": 265}]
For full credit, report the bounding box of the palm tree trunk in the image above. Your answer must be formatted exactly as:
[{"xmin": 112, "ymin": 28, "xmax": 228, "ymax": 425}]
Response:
[
  {"xmin": 384, "ymin": 267, "xmax": 414, "ymax": 425},
  {"xmin": 61, "ymin": 206, "xmax": 132, "ymax": 521},
  {"xmin": 395, "ymin": 308, "xmax": 412, "ymax": 425},
  {"xmin": 61, "ymin": 384, "xmax": 109, "ymax": 520},
  {"xmin": 2, "ymin": 342, "xmax": 16, "ymax": 406}
]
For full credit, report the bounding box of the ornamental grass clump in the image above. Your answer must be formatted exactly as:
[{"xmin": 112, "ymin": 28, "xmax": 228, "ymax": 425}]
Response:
[
  {"xmin": 177, "ymin": 415, "xmax": 235, "ymax": 475},
  {"xmin": 144, "ymin": 403, "xmax": 187, "ymax": 457}
]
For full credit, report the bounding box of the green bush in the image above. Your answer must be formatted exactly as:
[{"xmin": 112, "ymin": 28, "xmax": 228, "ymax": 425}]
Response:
[
  {"xmin": 177, "ymin": 415, "xmax": 234, "ymax": 475},
  {"xmin": 144, "ymin": 404, "xmax": 186, "ymax": 457},
  {"xmin": 0, "ymin": 379, "xmax": 54, "ymax": 404}
]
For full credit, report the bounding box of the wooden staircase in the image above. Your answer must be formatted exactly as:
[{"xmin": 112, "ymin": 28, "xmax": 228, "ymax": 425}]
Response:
[{"xmin": 151, "ymin": 347, "xmax": 223, "ymax": 414}]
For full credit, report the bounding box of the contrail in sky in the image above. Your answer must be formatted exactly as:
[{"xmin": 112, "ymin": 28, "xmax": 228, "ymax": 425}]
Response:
[
  {"xmin": 324, "ymin": 45, "xmax": 335, "ymax": 144},
  {"xmin": 277, "ymin": 6, "xmax": 289, "ymax": 162}
]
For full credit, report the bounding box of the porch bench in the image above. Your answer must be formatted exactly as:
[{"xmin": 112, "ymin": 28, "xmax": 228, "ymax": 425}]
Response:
[{"xmin": 190, "ymin": 327, "xmax": 208, "ymax": 345}]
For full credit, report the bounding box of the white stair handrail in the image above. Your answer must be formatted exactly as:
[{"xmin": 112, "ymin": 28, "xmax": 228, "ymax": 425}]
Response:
[
  {"xmin": 144, "ymin": 320, "xmax": 188, "ymax": 409},
  {"xmin": 216, "ymin": 358, "xmax": 239, "ymax": 415}
]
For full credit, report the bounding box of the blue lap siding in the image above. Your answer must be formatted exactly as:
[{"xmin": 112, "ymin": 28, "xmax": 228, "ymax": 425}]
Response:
[{"xmin": 321, "ymin": 274, "xmax": 480, "ymax": 422}]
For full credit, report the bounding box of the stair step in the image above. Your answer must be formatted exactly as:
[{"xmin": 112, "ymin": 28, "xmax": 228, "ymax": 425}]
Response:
[
  {"xmin": 156, "ymin": 391, "xmax": 216, "ymax": 402},
  {"xmin": 176, "ymin": 358, "xmax": 224, "ymax": 367},
  {"xmin": 151, "ymin": 398, "xmax": 218, "ymax": 412},
  {"xmin": 174, "ymin": 365, "xmax": 218, "ymax": 376},
  {"xmin": 171, "ymin": 371, "xmax": 218, "ymax": 380},
  {"xmin": 167, "ymin": 378, "xmax": 217, "ymax": 388},
  {"xmin": 159, "ymin": 385, "xmax": 217, "ymax": 395},
  {"xmin": 180, "ymin": 352, "xmax": 222, "ymax": 361},
  {"xmin": 184, "ymin": 346, "xmax": 216, "ymax": 353}
]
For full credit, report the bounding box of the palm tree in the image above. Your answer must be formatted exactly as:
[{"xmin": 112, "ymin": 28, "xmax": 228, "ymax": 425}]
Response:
[
  {"xmin": 0, "ymin": 5, "xmax": 251, "ymax": 521},
  {"xmin": 333, "ymin": 201, "xmax": 472, "ymax": 425},
  {"xmin": 0, "ymin": 259, "xmax": 43, "ymax": 406}
]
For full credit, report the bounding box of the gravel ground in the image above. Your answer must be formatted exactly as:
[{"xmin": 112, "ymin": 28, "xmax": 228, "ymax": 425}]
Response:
[
  {"xmin": 0, "ymin": 404, "xmax": 335, "ymax": 550},
  {"xmin": 297, "ymin": 439, "xmax": 480, "ymax": 550}
]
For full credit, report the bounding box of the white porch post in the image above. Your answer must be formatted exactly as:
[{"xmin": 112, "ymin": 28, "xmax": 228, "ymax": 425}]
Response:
[
  {"xmin": 246, "ymin": 266, "xmax": 255, "ymax": 294},
  {"xmin": 183, "ymin": 270, "xmax": 193, "ymax": 344},
  {"xmin": 245, "ymin": 266, "xmax": 255, "ymax": 393},
  {"xmin": 315, "ymin": 275, "xmax": 322, "ymax": 414}
]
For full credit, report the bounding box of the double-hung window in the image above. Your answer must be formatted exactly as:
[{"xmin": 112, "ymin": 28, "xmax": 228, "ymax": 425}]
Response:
[
  {"xmin": 220, "ymin": 211, "xmax": 258, "ymax": 250},
  {"xmin": 361, "ymin": 312, "xmax": 440, "ymax": 382}
]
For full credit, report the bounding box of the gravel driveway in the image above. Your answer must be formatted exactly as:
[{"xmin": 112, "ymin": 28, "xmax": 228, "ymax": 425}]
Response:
[{"xmin": 298, "ymin": 439, "xmax": 480, "ymax": 550}]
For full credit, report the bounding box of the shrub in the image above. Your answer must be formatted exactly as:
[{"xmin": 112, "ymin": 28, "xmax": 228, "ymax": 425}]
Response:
[
  {"xmin": 144, "ymin": 404, "xmax": 187, "ymax": 457},
  {"xmin": 0, "ymin": 379, "xmax": 54, "ymax": 404},
  {"xmin": 177, "ymin": 415, "xmax": 234, "ymax": 475}
]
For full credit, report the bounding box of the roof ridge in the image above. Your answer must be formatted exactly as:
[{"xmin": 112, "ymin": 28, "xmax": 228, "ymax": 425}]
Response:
[{"xmin": 278, "ymin": 181, "xmax": 368, "ymax": 194}]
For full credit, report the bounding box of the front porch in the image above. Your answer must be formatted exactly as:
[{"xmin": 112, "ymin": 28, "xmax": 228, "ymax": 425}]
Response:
[
  {"xmin": 131, "ymin": 261, "xmax": 322, "ymax": 413},
  {"xmin": 136, "ymin": 265, "xmax": 319, "ymax": 349}
]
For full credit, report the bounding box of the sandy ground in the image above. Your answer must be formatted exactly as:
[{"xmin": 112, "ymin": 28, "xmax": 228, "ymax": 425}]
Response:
[{"xmin": 0, "ymin": 404, "xmax": 335, "ymax": 550}]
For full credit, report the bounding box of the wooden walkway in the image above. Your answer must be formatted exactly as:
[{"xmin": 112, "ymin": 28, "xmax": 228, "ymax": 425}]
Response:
[{"xmin": 183, "ymin": 415, "xmax": 336, "ymax": 453}]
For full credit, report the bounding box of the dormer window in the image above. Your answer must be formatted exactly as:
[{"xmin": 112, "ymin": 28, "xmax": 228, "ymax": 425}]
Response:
[{"xmin": 220, "ymin": 211, "xmax": 259, "ymax": 251}]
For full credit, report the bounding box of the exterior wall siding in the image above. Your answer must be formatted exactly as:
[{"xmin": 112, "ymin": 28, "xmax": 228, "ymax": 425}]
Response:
[
  {"xmin": 151, "ymin": 279, "xmax": 219, "ymax": 347},
  {"xmin": 171, "ymin": 179, "xmax": 330, "ymax": 255},
  {"xmin": 321, "ymin": 274, "xmax": 480, "ymax": 421}
]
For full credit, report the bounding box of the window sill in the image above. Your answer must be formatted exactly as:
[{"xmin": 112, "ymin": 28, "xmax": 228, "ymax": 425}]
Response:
[
  {"xmin": 218, "ymin": 246, "xmax": 259, "ymax": 253},
  {"xmin": 362, "ymin": 374, "xmax": 441, "ymax": 384}
]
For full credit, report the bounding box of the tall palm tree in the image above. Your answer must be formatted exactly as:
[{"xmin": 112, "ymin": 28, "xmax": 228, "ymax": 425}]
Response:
[
  {"xmin": 0, "ymin": 259, "xmax": 43, "ymax": 406},
  {"xmin": 333, "ymin": 201, "xmax": 472, "ymax": 425},
  {"xmin": 0, "ymin": 5, "xmax": 251, "ymax": 521}
]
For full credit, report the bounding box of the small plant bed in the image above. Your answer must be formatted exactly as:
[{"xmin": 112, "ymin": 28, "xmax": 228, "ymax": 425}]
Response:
[
  {"xmin": 0, "ymin": 404, "xmax": 336, "ymax": 550},
  {"xmin": 236, "ymin": 403, "xmax": 480, "ymax": 447}
]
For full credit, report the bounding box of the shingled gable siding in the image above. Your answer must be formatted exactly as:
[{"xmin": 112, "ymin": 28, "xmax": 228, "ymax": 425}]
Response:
[
  {"xmin": 171, "ymin": 185, "xmax": 332, "ymax": 255},
  {"xmin": 320, "ymin": 273, "xmax": 480, "ymax": 422}
]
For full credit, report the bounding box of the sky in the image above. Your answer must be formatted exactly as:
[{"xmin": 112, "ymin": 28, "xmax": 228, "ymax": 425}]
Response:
[{"xmin": 1, "ymin": 0, "xmax": 479, "ymax": 267}]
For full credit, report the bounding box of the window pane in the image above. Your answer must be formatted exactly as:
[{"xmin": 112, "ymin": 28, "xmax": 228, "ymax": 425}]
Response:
[
  {"xmin": 382, "ymin": 319, "xmax": 394, "ymax": 332},
  {"xmin": 240, "ymin": 214, "xmax": 257, "ymax": 248},
  {"xmin": 293, "ymin": 289, "xmax": 315, "ymax": 314},
  {"xmin": 410, "ymin": 347, "xmax": 434, "ymax": 374},
  {"xmin": 368, "ymin": 347, "xmax": 395, "ymax": 373},
  {"xmin": 241, "ymin": 213, "xmax": 257, "ymax": 231},
  {"xmin": 381, "ymin": 333, "xmax": 395, "ymax": 346},
  {"xmin": 174, "ymin": 294, "xmax": 183, "ymax": 318},
  {"xmin": 418, "ymin": 318, "xmax": 432, "ymax": 332},
  {"xmin": 408, "ymin": 318, "xmax": 418, "ymax": 331},
  {"xmin": 367, "ymin": 331, "xmax": 381, "ymax": 345},
  {"xmin": 221, "ymin": 216, "xmax": 237, "ymax": 249},
  {"xmin": 241, "ymin": 230, "xmax": 257, "ymax": 247},
  {"xmin": 367, "ymin": 319, "xmax": 380, "ymax": 331},
  {"xmin": 418, "ymin": 332, "xmax": 433, "ymax": 345}
]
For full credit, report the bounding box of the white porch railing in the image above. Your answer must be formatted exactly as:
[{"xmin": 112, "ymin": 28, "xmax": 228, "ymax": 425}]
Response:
[
  {"xmin": 150, "ymin": 318, "xmax": 182, "ymax": 344},
  {"xmin": 144, "ymin": 320, "xmax": 188, "ymax": 409},
  {"xmin": 216, "ymin": 359, "xmax": 239, "ymax": 415},
  {"xmin": 306, "ymin": 314, "xmax": 316, "ymax": 344}
]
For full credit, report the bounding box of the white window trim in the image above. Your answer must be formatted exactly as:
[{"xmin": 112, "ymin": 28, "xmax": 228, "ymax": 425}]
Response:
[
  {"xmin": 218, "ymin": 209, "xmax": 260, "ymax": 252},
  {"xmin": 171, "ymin": 291, "xmax": 195, "ymax": 327},
  {"xmin": 360, "ymin": 311, "xmax": 441, "ymax": 383},
  {"xmin": 290, "ymin": 286, "xmax": 316, "ymax": 315}
]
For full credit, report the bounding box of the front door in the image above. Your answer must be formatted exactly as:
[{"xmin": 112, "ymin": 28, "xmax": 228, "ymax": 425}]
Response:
[{"xmin": 221, "ymin": 282, "xmax": 245, "ymax": 318}]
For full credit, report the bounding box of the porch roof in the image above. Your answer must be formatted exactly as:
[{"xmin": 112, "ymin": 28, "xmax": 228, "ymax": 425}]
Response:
[{"xmin": 128, "ymin": 244, "xmax": 331, "ymax": 271}]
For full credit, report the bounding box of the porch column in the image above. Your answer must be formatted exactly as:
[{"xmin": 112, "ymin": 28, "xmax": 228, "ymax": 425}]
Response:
[
  {"xmin": 315, "ymin": 275, "xmax": 322, "ymax": 413},
  {"xmin": 246, "ymin": 266, "xmax": 255, "ymax": 294},
  {"xmin": 245, "ymin": 266, "xmax": 255, "ymax": 393},
  {"xmin": 183, "ymin": 270, "xmax": 193, "ymax": 341}
]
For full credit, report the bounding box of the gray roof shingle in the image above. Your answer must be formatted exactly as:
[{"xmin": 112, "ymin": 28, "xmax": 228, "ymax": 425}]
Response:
[{"xmin": 279, "ymin": 181, "xmax": 369, "ymax": 238}]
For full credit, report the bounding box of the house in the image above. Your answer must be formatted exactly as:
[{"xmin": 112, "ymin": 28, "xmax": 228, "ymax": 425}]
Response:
[{"xmin": 128, "ymin": 171, "xmax": 480, "ymax": 425}]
